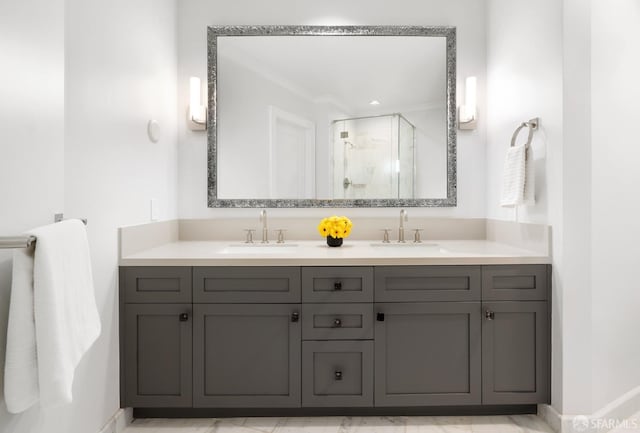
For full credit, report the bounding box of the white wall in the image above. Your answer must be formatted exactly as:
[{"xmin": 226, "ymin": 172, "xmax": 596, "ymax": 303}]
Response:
[
  {"xmin": 559, "ymin": 0, "xmax": 593, "ymax": 417},
  {"xmin": 177, "ymin": 0, "xmax": 487, "ymax": 219},
  {"xmin": 0, "ymin": 0, "xmax": 66, "ymax": 431},
  {"xmin": 485, "ymin": 0, "xmax": 568, "ymax": 416},
  {"xmin": 0, "ymin": 1, "xmax": 179, "ymax": 432},
  {"xmin": 63, "ymin": 1, "xmax": 178, "ymax": 432},
  {"xmin": 488, "ymin": 0, "xmax": 640, "ymax": 422},
  {"xmin": 590, "ymin": 0, "xmax": 640, "ymax": 412},
  {"xmin": 485, "ymin": 0, "xmax": 563, "ymax": 224}
]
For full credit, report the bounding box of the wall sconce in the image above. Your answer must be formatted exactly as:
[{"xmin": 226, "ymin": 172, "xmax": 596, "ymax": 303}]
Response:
[
  {"xmin": 188, "ymin": 76, "xmax": 207, "ymax": 131},
  {"xmin": 458, "ymin": 76, "xmax": 477, "ymax": 130}
]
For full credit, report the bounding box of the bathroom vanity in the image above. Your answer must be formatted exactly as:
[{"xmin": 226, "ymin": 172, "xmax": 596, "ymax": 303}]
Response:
[{"xmin": 118, "ymin": 239, "xmax": 551, "ymax": 416}]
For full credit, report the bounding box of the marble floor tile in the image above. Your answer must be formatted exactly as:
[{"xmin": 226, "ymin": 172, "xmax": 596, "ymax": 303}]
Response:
[{"xmin": 123, "ymin": 415, "xmax": 556, "ymax": 433}]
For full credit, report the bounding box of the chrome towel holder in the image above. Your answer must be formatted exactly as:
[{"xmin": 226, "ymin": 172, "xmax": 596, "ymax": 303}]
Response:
[
  {"xmin": 511, "ymin": 117, "xmax": 540, "ymax": 149},
  {"xmin": 0, "ymin": 214, "xmax": 87, "ymax": 249}
]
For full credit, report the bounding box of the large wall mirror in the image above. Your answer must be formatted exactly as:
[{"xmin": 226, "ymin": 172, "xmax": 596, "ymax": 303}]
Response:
[{"xmin": 208, "ymin": 25, "xmax": 457, "ymax": 208}]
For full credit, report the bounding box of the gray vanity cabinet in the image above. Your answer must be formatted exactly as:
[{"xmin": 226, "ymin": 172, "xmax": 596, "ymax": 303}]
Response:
[
  {"xmin": 120, "ymin": 264, "xmax": 551, "ymax": 413},
  {"xmin": 374, "ymin": 302, "xmax": 482, "ymax": 406},
  {"xmin": 123, "ymin": 304, "xmax": 192, "ymax": 407},
  {"xmin": 193, "ymin": 304, "xmax": 301, "ymax": 408}
]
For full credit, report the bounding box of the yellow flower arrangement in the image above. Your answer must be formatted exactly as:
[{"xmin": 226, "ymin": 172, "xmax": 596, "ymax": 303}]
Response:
[{"xmin": 317, "ymin": 216, "xmax": 353, "ymax": 239}]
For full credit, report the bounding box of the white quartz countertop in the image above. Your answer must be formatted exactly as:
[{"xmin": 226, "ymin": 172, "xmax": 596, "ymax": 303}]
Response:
[{"xmin": 119, "ymin": 240, "xmax": 550, "ymax": 266}]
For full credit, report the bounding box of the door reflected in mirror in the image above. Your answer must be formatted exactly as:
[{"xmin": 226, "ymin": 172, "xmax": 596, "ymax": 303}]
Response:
[{"xmin": 209, "ymin": 26, "xmax": 456, "ymax": 207}]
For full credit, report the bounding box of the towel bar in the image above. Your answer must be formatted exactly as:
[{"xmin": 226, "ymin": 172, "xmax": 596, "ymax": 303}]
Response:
[
  {"xmin": 511, "ymin": 117, "xmax": 540, "ymax": 149},
  {"xmin": 0, "ymin": 236, "xmax": 37, "ymax": 249},
  {"xmin": 0, "ymin": 216, "xmax": 87, "ymax": 249}
]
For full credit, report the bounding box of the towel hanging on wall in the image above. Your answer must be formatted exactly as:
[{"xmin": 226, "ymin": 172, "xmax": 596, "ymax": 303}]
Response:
[
  {"xmin": 500, "ymin": 118, "xmax": 538, "ymax": 207},
  {"xmin": 4, "ymin": 219, "xmax": 101, "ymax": 413}
]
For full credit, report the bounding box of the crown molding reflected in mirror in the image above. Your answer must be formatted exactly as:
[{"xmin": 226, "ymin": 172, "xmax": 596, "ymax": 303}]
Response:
[{"xmin": 208, "ymin": 25, "xmax": 457, "ymax": 208}]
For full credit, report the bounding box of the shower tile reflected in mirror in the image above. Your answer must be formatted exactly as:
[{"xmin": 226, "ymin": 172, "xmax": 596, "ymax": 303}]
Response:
[{"xmin": 332, "ymin": 114, "xmax": 416, "ymax": 200}]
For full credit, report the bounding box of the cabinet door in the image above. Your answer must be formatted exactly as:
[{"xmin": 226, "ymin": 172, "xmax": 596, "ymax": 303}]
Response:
[
  {"xmin": 193, "ymin": 304, "xmax": 301, "ymax": 408},
  {"xmin": 482, "ymin": 301, "xmax": 549, "ymax": 404},
  {"xmin": 374, "ymin": 303, "xmax": 481, "ymax": 406},
  {"xmin": 123, "ymin": 304, "xmax": 192, "ymax": 407}
]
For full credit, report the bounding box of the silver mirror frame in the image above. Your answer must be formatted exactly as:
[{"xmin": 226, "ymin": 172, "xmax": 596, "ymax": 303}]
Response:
[{"xmin": 207, "ymin": 25, "xmax": 457, "ymax": 208}]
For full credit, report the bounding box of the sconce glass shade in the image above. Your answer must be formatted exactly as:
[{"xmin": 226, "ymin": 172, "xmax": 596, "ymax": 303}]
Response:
[
  {"xmin": 459, "ymin": 76, "xmax": 477, "ymax": 130},
  {"xmin": 188, "ymin": 76, "xmax": 206, "ymax": 130}
]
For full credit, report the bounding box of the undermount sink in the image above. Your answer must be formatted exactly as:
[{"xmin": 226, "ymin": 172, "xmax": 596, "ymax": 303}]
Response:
[
  {"xmin": 220, "ymin": 243, "xmax": 299, "ymax": 254},
  {"xmin": 370, "ymin": 242, "xmax": 440, "ymax": 248}
]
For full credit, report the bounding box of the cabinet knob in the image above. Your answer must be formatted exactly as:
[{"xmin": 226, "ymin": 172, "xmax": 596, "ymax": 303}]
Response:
[
  {"xmin": 333, "ymin": 318, "xmax": 342, "ymax": 328},
  {"xmin": 376, "ymin": 312, "xmax": 385, "ymax": 322},
  {"xmin": 485, "ymin": 310, "xmax": 495, "ymax": 320},
  {"xmin": 334, "ymin": 281, "xmax": 342, "ymax": 291},
  {"xmin": 179, "ymin": 313, "xmax": 189, "ymax": 322},
  {"xmin": 334, "ymin": 370, "xmax": 343, "ymax": 381},
  {"xmin": 291, "ymin": 311, "xmax": 300, "ymax": 322}
]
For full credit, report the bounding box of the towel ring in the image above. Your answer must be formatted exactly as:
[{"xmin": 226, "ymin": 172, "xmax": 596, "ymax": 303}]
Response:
[{"xmin": 510, "ymin": 118, "xmax": 540, "ymax": 149}]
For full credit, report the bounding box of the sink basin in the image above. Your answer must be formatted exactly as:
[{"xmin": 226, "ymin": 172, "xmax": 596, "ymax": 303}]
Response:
[
  {"xmin": 220, "ymin": 243, "xmax": 299, "ymax": 254},
  {"xmin": 370, "ymin": 242, "xmax": 440, "ymax": 248}
]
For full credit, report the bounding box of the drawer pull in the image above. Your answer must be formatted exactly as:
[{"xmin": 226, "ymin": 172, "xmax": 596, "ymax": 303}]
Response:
[
  {"xmin": 179, "ymin": 313, "xmax": 189, "ymax": 322},
  {"xmin": 334, "ymin": 370, "xmax": 343, "ymax": 381},
  {"xmin": 334, "ymin": 281, "xmax": 342, "ymax": 291},
  {"xmin": 291, "ymin": 311, "xmax": 300, "ymax": 322},
  {"xmin": 376, "ymin": 312, "xmax": 385, "ymax": 322},
  {"xmin": 333, "ymin": 318, "xmax": 342, "ymax": 328},
  {"xmin": 485, "ymin": 310, "xmax": 495, "ymax": 320}
]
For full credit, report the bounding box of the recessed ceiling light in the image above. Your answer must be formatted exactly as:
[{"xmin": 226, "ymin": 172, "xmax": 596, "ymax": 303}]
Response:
[{"xmin": 369, "ymin": 100, "xmax": 381, "ymax": 106}]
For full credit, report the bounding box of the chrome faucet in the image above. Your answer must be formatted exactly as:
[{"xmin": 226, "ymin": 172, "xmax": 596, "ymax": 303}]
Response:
[
  {"xmin": 398, "ymin": 209, "xmax": 408, "ymax": 243},
  {"xmin": 259, "ymin": 209, "xmax": 268, "ymax": 243}
]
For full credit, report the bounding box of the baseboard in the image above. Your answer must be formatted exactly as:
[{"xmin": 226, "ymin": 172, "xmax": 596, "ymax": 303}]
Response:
[
  {"xmin": 133, "ymin": 405, "xmax": 537, "ymax": 418},
  {"xmin": 538, "ymin": 384, "xmax": 640, "ymax": 432},
  {"xmin": 98, "ymin": 408, "xmax": 133, "ymax": 433},
  {"xmin": 538, "ymin": 404, "xmax": 563, "ymax": 432}
]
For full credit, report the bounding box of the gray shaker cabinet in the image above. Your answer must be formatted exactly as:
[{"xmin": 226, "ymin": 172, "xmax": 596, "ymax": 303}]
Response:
[
  {"xmin": 193, "ymin": 303, "xmax": 301, "ymax": 408},
  {"xmin": 120, "ymin": 264, "xmax": 550, "ymax": 412},
  {"xmin": 482, "ymin": 301, "xmax": 549, "ymax": 404},
  {"xmin": 123, "ymin": 304, "xmax": 192, "ymax": 407},
  {"xmin": 374, "ymin": 302, "xmax": 482, "ymax": 406}
]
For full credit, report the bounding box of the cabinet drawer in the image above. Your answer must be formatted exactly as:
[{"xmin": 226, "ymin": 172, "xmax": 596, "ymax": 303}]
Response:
[
  {"xmin": 302, "ymin": 304, "xmax": 373, "ymax": 340},
  {"xmin": 121, "ymin": 267, "xmax": 192, "ymax": 303},
  {"xmin": 193, "ymin": 267, "xmax": 301, "ymax": 303},
  {"xmin": 302, "ymin": 267, "xmax": 373, "ymax": 303},
  {"xmin": 482, "ymin": 265, "xmax": 548, "ymax": 301},
  {"xmin": 375, "ymin": 266, "xmax": 481, "ymax": 302},
  {"xmin": 302, "ymin": 340, "xmax": 373, "ymax": 407}
]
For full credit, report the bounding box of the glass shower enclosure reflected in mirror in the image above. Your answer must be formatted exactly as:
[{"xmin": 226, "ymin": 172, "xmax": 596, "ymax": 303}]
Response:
[{"xmin": 332, "ymin": 114, "xmax": 416, "ymax": 199}]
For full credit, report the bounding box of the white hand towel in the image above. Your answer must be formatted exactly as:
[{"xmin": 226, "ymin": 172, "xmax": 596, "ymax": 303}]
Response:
[
  {"xmin": 500, "ymin": 144, "xmax": 535, "ymax": 207},
  {"xmin": 4, "ymin": 219, "xmax": 101, "ymax": 413},
  {"xmin": 4, "ymin": 246, "xmax": 39, "ymax": 413},
  {"xmin": 523, "ymin": 147, "xmax": 535, "ymax": 206}
]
